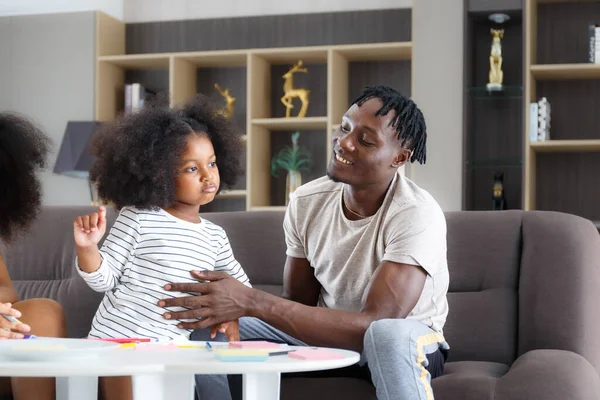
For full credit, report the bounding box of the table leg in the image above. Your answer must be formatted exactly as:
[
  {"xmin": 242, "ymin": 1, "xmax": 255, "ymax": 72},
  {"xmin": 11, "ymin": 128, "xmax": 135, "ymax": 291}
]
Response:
[
  {"xmin": 132, "ymin": 373, "xmax": 195, "ymax": 400},
  {"xmin": 243, "ymin": 372, "xmax": 280, "ymax": 400},
  {"xmin": 55, "ymin": 376, "xmax": 98, "ymax": 400}
]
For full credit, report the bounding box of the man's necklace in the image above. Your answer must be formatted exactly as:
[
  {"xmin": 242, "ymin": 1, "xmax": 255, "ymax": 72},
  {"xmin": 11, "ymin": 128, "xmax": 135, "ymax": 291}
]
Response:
[{"xmin": 342, "ymin": 193, "xmax": 369, "ymax": 219}]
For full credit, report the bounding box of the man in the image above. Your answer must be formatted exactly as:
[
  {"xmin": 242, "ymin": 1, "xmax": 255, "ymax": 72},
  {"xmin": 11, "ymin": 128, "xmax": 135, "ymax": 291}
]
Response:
[{"xmin": 159, "ymin": 85, "xmax": 450, "ymax": 400}]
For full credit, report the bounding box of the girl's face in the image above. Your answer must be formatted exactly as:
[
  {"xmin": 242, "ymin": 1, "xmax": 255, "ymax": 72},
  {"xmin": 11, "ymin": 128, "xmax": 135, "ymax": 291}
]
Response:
[{"xmin": 174, "ymin": 133, "xmax": 220, "ymax": 207}]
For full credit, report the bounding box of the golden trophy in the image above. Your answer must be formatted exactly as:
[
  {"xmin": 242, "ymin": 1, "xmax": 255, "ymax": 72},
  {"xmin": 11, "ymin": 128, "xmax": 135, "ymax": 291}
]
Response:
[
  {"xmin": 214, "ymin": 83, "xmax": 236, "ymax": 119},
  {"xmin": 487, "ymin": 29, "xmax": 504, "ymax": 91},
  {"xmin": 281, "ymin": 60, "xmax": 310, "ymax": 118}
]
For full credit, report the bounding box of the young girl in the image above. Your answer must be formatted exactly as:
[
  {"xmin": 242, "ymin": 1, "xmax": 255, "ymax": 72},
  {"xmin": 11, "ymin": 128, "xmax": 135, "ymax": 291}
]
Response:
[
  {"xmin": 73, "ymin": 94, "xmax": 250, "ymax": 399},
  {"xmin": 0, "ymin": 112, "xmax": 67, "ymax": 400}
]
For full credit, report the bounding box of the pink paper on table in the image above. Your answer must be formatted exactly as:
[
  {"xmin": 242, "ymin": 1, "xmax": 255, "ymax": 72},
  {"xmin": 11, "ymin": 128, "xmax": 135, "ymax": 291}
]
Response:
[
  {"xmin": 288, "ymin": 348, "xmax": 345, "ymax": 360},
  {"xmin": 228, "ymin": 341, "xmax": 281, "ymax": 349}
]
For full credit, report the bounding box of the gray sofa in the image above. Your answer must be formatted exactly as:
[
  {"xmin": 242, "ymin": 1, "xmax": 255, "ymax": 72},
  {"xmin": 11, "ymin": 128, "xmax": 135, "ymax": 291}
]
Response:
[{"xmin": 2, "ymin": 206, "xmax": 600, "ymax": 400}]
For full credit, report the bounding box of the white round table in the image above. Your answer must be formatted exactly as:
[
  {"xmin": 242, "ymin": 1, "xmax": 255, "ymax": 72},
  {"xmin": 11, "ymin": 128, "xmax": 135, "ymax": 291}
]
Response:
[{"xmin": 0, "ymin": 344, "xmax": 360, "ymax": 400}]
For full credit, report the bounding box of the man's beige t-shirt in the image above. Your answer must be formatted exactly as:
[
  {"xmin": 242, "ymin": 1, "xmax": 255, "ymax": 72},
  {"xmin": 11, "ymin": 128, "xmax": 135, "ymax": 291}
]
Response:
[{"xmin": 283, "ymin": 171, "xmax": 449, "ymax": 333}]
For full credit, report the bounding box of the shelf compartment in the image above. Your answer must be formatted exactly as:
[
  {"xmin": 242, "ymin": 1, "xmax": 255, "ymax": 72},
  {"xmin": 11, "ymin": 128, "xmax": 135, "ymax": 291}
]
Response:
[
  {"xmin": 251, "ymin": 117, "xmax": 328, "ymax": 130},
  {"xmin": 270, "ymin": 129, "xmax": 327, "ymax": 207},
  {"xmin": 270, "ymin": 62, "xmax": 327, "ymax": 118},
  {"xmin": 535, "ymin": 151, "xmax": 600, "ymax": 221},
  {"xmin": 531, "ymin": 64, "xmax": 600, "ymax": 80},
  {"xmin": 531, "ymin": 139, "xmax": 600, "ymax": 152}
]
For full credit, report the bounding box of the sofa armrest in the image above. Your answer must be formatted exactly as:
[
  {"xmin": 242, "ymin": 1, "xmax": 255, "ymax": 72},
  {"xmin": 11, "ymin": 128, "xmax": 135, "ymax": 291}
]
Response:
[
  {"xmin": 495, "ymin": 349, "xmax": 600, "ymax": 400},
  {"xmin": 520, "ymin": 212, "xmax": 600, "ymax": 373}
]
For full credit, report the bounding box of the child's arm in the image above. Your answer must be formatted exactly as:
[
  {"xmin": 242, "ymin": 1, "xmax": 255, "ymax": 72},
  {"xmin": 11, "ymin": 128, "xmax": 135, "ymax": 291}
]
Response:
[{"xmin": 74, "ymin": 206, "xmax": 139, "ymax": 292}]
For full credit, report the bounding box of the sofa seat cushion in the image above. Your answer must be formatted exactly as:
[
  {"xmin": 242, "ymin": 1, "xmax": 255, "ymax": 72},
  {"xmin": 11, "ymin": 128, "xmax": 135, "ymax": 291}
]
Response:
[{"xmin": 432, "ymin": 361, "xmax": 509, "ymax": 400}]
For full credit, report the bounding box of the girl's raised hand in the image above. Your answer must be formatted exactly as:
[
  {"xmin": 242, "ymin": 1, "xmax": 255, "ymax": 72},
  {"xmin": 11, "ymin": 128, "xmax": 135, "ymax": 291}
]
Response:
[{"xmin": 74, "ymin": 206, "xmax": 107, "ymax": 248}]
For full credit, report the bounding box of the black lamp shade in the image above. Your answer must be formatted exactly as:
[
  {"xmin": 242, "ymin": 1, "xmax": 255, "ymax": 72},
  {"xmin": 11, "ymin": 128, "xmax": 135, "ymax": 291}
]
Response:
[{"xmin": 53, "ymin": 121, "xmax": 101, "ymax": 178}]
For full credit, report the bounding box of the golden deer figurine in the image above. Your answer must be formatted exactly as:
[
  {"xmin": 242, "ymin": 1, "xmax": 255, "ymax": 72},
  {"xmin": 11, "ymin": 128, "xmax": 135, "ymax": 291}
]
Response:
[
  {"xmin": 214, "ymin": 83, "xmax": 236, "ymax": 119},
  {"xmin": 281, "ymin": 60, "xmax": 310, "ymax": 118},
  {"xmin": 487, "ymin": 29, "xmax": 504, "ymax": 90}
]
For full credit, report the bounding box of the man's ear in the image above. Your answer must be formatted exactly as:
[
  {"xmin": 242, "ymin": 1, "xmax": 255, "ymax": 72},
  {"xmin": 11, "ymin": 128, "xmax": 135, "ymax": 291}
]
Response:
[{"xmin": 391, "ymin": 148, "xmax": 412, "ymax": 168}]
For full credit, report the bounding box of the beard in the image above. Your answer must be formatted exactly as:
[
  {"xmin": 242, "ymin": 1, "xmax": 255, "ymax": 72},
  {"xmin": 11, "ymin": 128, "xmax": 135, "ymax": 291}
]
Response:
[
  {"xmin": 326, "ymin": 170, "xmax": 342, "ymax": 183},
  {"xmin": 326, "ymin": 163, "xmax": 347, "ymax": 184}
]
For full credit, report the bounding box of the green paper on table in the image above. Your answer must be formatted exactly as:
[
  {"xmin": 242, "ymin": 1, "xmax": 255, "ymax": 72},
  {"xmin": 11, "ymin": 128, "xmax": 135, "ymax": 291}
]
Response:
[{"xmin": 212, "ymin": 348, "xmax": 269, "ymax": 362}]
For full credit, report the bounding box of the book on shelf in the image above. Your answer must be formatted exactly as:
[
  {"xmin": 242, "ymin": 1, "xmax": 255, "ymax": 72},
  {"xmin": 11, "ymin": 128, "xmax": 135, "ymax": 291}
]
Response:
[
  {"xmin": 529, "ymin": 97, "xmax": 551, "ymax": 142},
  {"xmin": 588, "ymin": 24, "xmax": 600, "ymax": 64},
  {"xmin": 538, "ymin": 97, "xmax": 551, "ymax": 141},
  {"xmin": 124, "ymin": 83, "xmax": 156, "ymax": 114}
]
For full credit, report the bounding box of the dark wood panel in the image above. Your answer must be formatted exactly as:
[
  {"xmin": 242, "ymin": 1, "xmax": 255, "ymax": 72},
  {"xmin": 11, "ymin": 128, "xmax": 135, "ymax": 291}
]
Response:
[
  {"xmin": 467, "ymin": 96, "xmax": 523, "ymax": 162},
  {"xmin": 536, "ymin": 79, "xmax": 600, "ymax": 140},
  {"xmin": 468, "ymin": 0, "xmax": 522, "ymax": 13},
  {"xmin": 269, "ymin": 130, "xmax": 327, "ymax": 206},
  {"xmin": 201, "ymin": 198, "xmax": 246, "ymax": 213},
  {"xmin": 466, "ymin": 165, "xmax": 522, "ymax": 211},
  {"xmin": 348, "ymin": 60, "xmax": 411, "ymax": 107},
  {"xmin": 464, "ymin": 15, "xmax": 523, "ymax": 210},
  {"xmin": 270, "ymin": 63, "xmax": 327, "ymax": 118},
  {"xmin": 536, "ymin": 153, "xmax": 600, "ymax": 221},
  {"xmin": 537, "ymin": 2, "xmax": 600, "ymax": 64},
  {"xmin": 126, "ymin": 9, "xmax": 411, "ymax": 54}
]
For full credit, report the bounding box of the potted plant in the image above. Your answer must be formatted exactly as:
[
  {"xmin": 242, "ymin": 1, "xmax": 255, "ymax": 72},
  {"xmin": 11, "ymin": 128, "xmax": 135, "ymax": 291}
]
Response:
[{"xmin": 271, "ymin": 131, "xmax": 312, "ymax": 205}]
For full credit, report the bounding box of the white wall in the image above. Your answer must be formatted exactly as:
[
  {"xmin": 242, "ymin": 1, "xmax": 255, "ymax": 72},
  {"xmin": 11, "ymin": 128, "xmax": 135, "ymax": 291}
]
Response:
[
  {"xmin": 0, "ymin": 12, "xmax": 97, "ymax": 206},
  {"xmin": 123, "ymin": 0, "xmax": 409, "ymax": 22},
  {"xmin": 411, "ymin": 0, "xmax": 464, "ymax": 211},
  {"xmin": 0, "ymin": 0, "xmax": 123, "ymax": 19}
]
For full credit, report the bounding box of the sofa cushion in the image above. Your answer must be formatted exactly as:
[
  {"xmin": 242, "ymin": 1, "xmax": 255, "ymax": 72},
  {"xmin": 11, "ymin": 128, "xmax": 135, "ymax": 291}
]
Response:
[
  {"xmin": 443, "ymin": 211, "xmax": 522, "ymax": 365},
  {"xmin": 202, "ymin": 211, "xmax": 288, "ymax": 286},
  {"xmin": 432, "ymin": 361, "xmax": 509, "ymax": 400}
]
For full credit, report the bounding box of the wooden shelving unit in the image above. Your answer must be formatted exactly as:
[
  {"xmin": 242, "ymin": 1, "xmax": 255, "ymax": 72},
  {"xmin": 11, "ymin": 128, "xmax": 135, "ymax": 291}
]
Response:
[
  {"xmin": 530, "ymin": 139, "xmax": 600, "ymax": 152},
  {"xmin": 524, "ymin": 0, "xmax": 600, "ymax": 220},
  {"xmin": 217, "ymin": 190, "xmax": 247, "ymax": 199},
  {"xmin": 251, "ymin": 117, "xmax": 328, "ymax": 130},
  {"xmin": 95, "ymin": 12, "xmax": 412, "ymax": 211},
  {"xmin": 530, "ymin": 63, "xmax": 600, "ymax": 80}
]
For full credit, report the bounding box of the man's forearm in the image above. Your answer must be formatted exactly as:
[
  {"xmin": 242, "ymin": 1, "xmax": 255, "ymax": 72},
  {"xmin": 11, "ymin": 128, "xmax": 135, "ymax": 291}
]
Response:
[
  {"xmin": 249, "ymin": 290, "xmax": 375, "ymax": 352},
  {"xmin": 0, "ymin": 285, "xmax": 18, "ymax": 304}
]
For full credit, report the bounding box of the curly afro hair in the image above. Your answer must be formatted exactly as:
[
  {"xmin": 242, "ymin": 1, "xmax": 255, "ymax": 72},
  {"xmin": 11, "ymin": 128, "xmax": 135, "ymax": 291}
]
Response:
[
  {"xmin": 0, "ymin": 112, "xmax": 51, "ymax": 243},
  {"xmin": 89, "ymin": 93, "xmax": 243, "ymax": 210}
]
